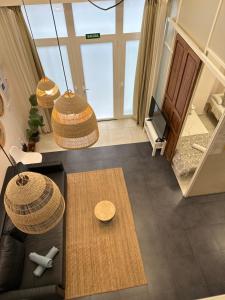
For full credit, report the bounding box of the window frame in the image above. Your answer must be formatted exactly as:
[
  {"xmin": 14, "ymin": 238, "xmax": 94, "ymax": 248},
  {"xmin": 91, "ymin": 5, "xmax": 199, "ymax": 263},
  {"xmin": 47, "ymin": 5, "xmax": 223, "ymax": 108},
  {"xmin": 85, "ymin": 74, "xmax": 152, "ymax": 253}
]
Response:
[{"xmin": 27, "ymin": 1, "xmax": 143, "ymax": 120}]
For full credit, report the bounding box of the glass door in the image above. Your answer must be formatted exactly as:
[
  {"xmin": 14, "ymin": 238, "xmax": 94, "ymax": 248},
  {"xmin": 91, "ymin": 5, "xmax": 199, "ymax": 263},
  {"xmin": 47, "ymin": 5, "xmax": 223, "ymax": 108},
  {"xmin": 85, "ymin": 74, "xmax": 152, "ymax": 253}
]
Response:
[
  {"xmin": 124, "ymin": 40, "xmax": 140, "ymax": 115},
  {"xmin": 23, "ymin": 0, "xmax": 146, "ymax": 120},
  {"xmin": 80, "ymin": 42, "xmax": 114, "ymax": 120},
  {"xmin": 37, "ymin": 45, "xmax": 74, "ymax": 93}
]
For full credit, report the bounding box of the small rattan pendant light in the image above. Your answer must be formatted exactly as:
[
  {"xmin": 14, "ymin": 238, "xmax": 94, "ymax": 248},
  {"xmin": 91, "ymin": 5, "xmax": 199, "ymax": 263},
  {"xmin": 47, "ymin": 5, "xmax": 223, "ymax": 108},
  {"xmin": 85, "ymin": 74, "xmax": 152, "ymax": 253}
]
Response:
[
  {"xmin": 49, "ymin": 0, "xmax": 99, "ymax": 149},
  {"xmin": 36, "ymin": 77, "xmax": 60, "ymax": 108},
  {"xmin": 22, "ymin": 0, "xmax": 60, "ymax": 108}
]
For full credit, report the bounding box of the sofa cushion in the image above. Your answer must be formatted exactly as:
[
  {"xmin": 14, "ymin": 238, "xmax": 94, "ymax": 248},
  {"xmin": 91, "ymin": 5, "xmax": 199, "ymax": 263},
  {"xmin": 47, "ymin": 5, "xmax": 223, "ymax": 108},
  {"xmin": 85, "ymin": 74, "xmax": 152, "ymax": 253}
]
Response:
[
  {"xmin": 3, "ymin": 217, "xmax": 27, "ymax": 242},
  {"xmin": 20, "ymin": 219, "xmax": 64, "ymax": 290},
  {"xmin": 0, "ymin": 235, "xmax": 25, "ymax": 292}
]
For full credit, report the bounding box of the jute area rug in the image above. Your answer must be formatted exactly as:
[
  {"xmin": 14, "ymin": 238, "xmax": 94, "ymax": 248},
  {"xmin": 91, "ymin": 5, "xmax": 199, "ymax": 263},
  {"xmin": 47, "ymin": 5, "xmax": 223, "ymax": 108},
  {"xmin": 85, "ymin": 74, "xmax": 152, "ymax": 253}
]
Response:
[{"xmin": 66, "ymin": 168, "xmax": 147, "ymax": 299}]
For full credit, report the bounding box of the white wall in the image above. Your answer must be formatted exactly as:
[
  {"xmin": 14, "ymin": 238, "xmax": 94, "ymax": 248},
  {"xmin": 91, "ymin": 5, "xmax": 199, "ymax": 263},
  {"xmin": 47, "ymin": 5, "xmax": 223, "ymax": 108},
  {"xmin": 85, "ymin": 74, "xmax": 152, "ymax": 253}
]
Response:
[
  {"xmin": 192, "ymin": 65, "xmax": 218, "ymax": 115},
  {"xmin": 0, "ymin": 42, "xmax": 30, "ymax": 192},
  {"xmin": 0, "ymin": 92, "xmax": 27, "ymax": 190},
  {"xmin": 189, "ymin": 113, "xmax": 225, "ymax": 196},
  {"xmin": 209, "ymin": 0, "xmax": 225, "ymax": 64},
  {"xmin": 178, "ymin": 0, "xmax": 220, "ymax": 50}
]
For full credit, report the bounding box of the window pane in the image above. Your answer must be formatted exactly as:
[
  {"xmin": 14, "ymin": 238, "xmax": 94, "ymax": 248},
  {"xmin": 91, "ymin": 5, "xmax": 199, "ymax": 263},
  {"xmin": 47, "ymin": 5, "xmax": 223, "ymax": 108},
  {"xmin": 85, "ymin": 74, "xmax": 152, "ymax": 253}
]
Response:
[
  {"xmin": 169, "ymin": 0, "xmax": 179, "ymax": 18},
  {"xmin": 124, "ymin": 40, "xmax": 139, "ymax": 115},
  {"xmin": 72, "ymin": 1, "xmax": 115, "ymax": 36},
  {"xmin": 154, "ymin": 46, "xmax": 171, "ymax": 109},
  {"xmin": 165, "ymin": 22, "xmax": 175, "ymax": 47},
  {"xmin": 123, "ymin": 0, "xmax": 145, "ymax": 33},
  {"xmin": 81, "ymin": 43, "xmax": 114, "ymax": 119},
  {"xmin": 22, "ymin": 4, "xmax": 67, "ymax": 39},
  {"xmin": 37, "ymin": 46, "xmax": 74, "ymax": 93}
]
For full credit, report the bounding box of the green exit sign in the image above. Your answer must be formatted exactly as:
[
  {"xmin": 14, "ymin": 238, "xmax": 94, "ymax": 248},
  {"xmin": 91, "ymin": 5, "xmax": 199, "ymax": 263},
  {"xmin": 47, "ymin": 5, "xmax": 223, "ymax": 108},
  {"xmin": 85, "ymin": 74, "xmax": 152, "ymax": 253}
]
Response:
[{"xmin": 86, "ymin": 33, "xmax": 101, "ymax": 39}]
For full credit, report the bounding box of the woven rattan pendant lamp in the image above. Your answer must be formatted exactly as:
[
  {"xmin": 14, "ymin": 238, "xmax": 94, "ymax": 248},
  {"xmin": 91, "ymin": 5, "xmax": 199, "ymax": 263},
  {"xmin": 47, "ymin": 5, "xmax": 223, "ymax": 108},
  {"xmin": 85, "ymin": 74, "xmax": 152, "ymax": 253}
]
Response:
[
  {"xmin": 0, "ymin": 145, "xmax": 65, "ymax": 234},
  {"xmin": 4, "ymin": 172, "xmax": 65, "ymax": 234},
  {"xmin": 36, "ymin": 77, "xmax": 60, "ymax": 109},
  {"xmin": 52, "ymin": 91, "xmax": 99, "ymax": 149},
  {"xmin": 49, "ymin": 0, "xmax": 99, "ymax": 149},
  {"xmin": 22, "ymin": 0, "xmax": 60, "ymax": 108}
]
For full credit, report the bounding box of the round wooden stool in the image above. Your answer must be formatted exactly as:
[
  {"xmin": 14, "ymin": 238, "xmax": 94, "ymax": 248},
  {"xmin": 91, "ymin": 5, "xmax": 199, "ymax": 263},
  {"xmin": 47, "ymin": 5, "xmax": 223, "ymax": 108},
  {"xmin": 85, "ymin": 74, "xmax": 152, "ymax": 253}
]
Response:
[{"xmin": 94, "ymin": 201, "xmax": 116, "ymax": 222}]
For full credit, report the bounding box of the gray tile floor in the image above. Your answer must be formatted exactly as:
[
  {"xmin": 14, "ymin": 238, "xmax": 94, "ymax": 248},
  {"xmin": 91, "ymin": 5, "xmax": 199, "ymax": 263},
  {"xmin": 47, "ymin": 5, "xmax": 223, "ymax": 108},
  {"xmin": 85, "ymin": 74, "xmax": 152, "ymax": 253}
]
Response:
[{"xmin": 43, "ymin": 142, "xmax": 225, "ymax": 300}]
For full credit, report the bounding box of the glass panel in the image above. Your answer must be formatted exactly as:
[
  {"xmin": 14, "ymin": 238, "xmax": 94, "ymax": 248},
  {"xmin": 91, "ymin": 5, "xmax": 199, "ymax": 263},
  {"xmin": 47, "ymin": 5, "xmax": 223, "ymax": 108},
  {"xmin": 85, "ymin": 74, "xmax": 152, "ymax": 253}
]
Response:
[
  {"xmin": 37, "ymin": 46, "xmax": 74, "ymax": 93},
  {"xmin": 169, "ymin": 0, "xmax": 178, "ymax": 18},
  {"xmin": 165, "ymin": 22, "xmax": 175, "ymax": 47},
  {"xmin": 22, "ymin": 4, "xmax": 67, "ymax": 39},
  {"xmin": 123, "ymin": 0, "xmax": 145, "ymax": 33},
  {"xmin": 72, "ymin": 1, "xmax": 115, "ymax": 36},
  {"xmin": 154, "ymin": 46, "xmax": 171, "ymax": 109},
  {"xmin": 124, "ymin": 40, "xmax": 139, "ymax": 115},
  {"xmin": 81, "ymin": 43, "xmax": 114, "ymax": 119}
]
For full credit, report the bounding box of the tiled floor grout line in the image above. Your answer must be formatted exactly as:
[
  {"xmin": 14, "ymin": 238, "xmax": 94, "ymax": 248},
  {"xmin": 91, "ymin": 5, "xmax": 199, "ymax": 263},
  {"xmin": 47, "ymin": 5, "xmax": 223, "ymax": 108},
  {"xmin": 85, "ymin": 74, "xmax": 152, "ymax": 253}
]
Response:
[{"xmin": 185, "ymin": 227, "xmax": 213, "ymax": 297}]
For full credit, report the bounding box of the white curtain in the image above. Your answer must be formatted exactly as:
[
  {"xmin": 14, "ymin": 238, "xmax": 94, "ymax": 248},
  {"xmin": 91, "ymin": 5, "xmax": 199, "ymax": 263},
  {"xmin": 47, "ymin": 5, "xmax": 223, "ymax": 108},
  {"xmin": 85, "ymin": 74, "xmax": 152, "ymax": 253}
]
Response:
[
  {"xmin": 134, "ymin": 0, "xmax": 168, "ymax": 125},
  {"xmin": 147, "ymin": 0, "xmax": 169, "ymax": 112},
  {"xmin": 0, "ymin": 7, "xmax": 51, "ymax": 133}
]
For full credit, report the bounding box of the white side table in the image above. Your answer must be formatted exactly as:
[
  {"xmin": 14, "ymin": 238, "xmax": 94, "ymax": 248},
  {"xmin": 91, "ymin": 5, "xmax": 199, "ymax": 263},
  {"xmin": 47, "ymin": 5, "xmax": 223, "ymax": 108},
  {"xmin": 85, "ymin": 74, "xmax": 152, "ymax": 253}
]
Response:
[{"xmin": 144, "ymin": 118, "xmax": 167, "ymax": 157}]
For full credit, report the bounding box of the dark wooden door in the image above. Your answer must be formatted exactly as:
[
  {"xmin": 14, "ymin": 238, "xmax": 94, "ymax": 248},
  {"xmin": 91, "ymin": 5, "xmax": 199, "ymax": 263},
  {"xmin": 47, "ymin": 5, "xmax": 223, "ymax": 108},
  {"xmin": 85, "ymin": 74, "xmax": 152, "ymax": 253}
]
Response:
[{"xmin": 162, "ymin": 34, "xmax": 202, "ymax": 161}]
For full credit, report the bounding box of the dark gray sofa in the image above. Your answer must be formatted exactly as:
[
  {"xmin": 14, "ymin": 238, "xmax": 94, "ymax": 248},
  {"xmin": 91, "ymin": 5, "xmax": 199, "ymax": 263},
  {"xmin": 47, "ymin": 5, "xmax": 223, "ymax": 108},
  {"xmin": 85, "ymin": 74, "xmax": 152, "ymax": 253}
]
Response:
[{"xmin": 0, "ymin": 162, "xmax": 66, "ymax": 300}]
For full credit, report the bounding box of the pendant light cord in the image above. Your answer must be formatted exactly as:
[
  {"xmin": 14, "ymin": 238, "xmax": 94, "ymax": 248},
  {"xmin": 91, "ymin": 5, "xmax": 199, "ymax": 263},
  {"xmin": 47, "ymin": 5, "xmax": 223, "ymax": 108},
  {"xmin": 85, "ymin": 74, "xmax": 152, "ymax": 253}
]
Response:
[
  {"xmin": 0, "ymin": 145, "xmax": 23, "ymax": 180},
  {"xmin": 21, "ymin": 0, "xmax": 44, "ymax": 76},
  {"xmin": 87, "ymin": 0, "xmax": 124, "ymax": 11},
  {"xmin": 49, "ymin": 0, "xmax": 69, "ymax": 93}
]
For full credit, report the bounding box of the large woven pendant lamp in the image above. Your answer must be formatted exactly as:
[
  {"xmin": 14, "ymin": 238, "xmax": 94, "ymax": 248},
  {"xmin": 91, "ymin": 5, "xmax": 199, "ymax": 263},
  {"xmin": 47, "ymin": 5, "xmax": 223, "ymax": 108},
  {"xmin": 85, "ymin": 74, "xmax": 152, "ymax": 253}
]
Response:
[
  {"xmin": 49, "ymin": 0, "xmax": 99, "ymax": 149},
  {"xmin": 0, "ymin": 144, "xmax": 65, "ymax": 234},
  {"xmin": 4, "ymin": 172, "xmax": 65, "ymax": 234},
  {"xmin": 52, "ymin": 91, "xmax": 99, "ymax": 149},
  {"xmin": 22, "ymin": 0, "xmax": 60, "ymax": 109}
]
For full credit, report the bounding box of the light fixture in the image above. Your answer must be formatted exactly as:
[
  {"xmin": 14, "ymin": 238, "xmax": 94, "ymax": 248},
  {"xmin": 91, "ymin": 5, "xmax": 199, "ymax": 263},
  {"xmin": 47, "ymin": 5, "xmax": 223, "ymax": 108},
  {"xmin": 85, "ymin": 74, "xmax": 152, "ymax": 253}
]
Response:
[
  {"xmin": 36, "ymin": 77, "xmax": 60, "ymax": 108},
  {"xmin": 22, "ymin": 0, "xmax": 60, "ymax": 109},
  {"xmin": 4, "ymin": 171, "xmax": 65, "ymax": 234},
  {"xmin": 0, "ymin": 144, "xmax": 65, "ymax": 234},
  {"xmin": 49, "ymin": 0, "xmax": 99, "ymax": 149},
  {"xmin": 52, "ymin": 91, "xmax": 99, "ymax": 149},
  {"xmin": 87, "ymin": 0, "xmax": 124, "ymax": 11}
]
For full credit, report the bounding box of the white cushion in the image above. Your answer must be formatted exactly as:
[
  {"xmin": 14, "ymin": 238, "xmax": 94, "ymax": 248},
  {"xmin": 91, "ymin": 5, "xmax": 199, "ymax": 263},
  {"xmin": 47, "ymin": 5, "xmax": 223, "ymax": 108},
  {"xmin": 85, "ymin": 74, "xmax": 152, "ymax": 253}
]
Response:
[
  {"xmin": 192, "ymin": 143, "xmax": 206, "ymax": 153},
  {"xmin": 9, "ymin": 146, "xmax": 42, "ymax": 164}
]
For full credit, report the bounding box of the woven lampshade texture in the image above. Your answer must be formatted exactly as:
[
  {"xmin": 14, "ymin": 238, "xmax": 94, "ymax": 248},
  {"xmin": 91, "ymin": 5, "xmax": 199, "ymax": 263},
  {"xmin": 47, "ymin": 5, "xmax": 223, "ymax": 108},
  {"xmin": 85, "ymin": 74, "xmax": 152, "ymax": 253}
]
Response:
[
  {"xmin": 4, "ymin": 172, "xmax": 65, "ymax": 234},
  {"xmin": 0, "ymin": 120, "xmax": 5, "ymax": 147},
  {"xmin": 51, "ymin": 91, "xmax": 99, "ymax": 149},
  {"xmin": 36, "ymin": 77, "xmax": 60, "ymax": 108},
  {"xmin": 0, "ymin": 94, "xmax": 4, "ymax": 116}
]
